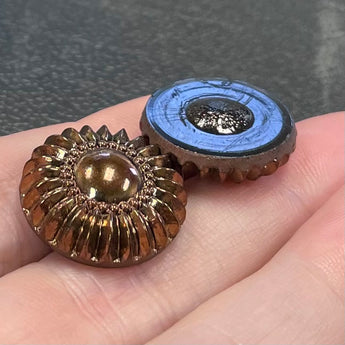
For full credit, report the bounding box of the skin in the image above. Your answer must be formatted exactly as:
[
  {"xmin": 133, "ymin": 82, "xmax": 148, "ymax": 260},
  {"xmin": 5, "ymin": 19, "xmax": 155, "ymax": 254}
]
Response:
[{"xmin": 0, "ymin": 97, "xmax": 343, "ymax": 345}]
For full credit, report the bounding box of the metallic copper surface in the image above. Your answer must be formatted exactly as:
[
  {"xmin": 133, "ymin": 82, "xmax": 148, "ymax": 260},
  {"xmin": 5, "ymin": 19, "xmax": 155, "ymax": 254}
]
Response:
[
  {"xmin": 19, "ymin": 126, "xmax": 187, "ymax": 267},
  {"xmin": 74, "ymin": 149, "xmax": 142, "ymax": 202}
]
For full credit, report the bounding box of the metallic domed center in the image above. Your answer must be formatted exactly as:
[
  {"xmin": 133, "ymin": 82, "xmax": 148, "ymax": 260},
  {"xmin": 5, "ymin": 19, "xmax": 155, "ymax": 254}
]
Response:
[
  {"xmin": 74, "ymin": 149, "xmax": 142, "ymax": 202},
  {"xmin": 186, "ymin": 97, "xmax": 254, "ymax": 135}
]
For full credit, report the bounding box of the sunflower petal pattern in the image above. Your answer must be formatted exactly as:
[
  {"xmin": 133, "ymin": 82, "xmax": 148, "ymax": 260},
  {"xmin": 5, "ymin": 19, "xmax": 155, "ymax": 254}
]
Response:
[
  {"xmin": 113, "ymin": 128, "xmax": 129, "ymax": 143},
  {"xmin": 19, "ymin": 126, "xmax": 187, "ymax": 267},
  {"xmin": 97, "ymin": 125, "xmax": 113, "ymax": 141}
]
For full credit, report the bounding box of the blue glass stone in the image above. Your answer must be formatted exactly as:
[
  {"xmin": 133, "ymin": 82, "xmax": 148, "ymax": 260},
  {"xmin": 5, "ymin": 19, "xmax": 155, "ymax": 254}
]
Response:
[{"xmin": 144, "ymin": 78, "xmax": 294, "ymax": 157}]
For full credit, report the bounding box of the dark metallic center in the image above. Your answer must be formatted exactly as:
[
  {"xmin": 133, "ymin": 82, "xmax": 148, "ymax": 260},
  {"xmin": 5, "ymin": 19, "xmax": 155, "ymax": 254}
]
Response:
[
  {"xmin": 185, "ymin": 97, "xmax": 254, "ymax": 135},
  {"xmin": 74, "ymin": 149, "xmax": 142, "ymax": 202}
]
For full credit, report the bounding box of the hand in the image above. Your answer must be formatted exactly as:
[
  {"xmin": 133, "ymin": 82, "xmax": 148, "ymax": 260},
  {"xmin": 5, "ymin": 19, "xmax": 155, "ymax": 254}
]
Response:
[{"xmin": 0, "ymin": 98, "xmax": 343, "ymax": 345}]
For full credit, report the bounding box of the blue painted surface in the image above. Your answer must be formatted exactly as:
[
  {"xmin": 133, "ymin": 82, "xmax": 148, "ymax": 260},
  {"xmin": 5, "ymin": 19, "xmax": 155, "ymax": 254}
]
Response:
[{"xmin": 145, "ymin": 78, "xmax": 294, "ymax": 157}]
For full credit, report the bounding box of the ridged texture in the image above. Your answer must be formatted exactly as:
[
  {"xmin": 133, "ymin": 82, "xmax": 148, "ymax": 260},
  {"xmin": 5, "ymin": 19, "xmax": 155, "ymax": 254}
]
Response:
[
  {"xmin": 196, "ymin": 152, "xmax": 293, "ymax": 183},
  {"xmin": 141, "ymin": 118, "xmax": 297, "ymax": 183},
  {"xmin": 20, "ymin": 126, "xmax": 186, "ymax": 267}
]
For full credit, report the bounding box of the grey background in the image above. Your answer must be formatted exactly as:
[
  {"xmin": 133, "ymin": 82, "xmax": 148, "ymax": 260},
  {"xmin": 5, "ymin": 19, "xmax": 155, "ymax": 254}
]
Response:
[{"xmin": 0, "ymin": 0, "xmax": 344, "ymax": 136}]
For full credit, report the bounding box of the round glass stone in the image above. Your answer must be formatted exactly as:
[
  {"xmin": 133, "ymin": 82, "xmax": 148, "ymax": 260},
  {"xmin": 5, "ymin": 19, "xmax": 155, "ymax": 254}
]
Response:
[
  {"xmin": 185, "ymin": 97, "xmax": 254, "ymax": 135},
  {"xmin": 74, "ymin": 149, "xmax": 142, "ymax": 202}
]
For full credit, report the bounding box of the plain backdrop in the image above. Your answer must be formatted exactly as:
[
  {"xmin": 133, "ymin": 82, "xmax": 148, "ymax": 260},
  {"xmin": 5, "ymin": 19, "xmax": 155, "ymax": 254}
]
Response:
[{"xmin": 0, "ymin": 0, "xmax": 344, "ymax": 135}]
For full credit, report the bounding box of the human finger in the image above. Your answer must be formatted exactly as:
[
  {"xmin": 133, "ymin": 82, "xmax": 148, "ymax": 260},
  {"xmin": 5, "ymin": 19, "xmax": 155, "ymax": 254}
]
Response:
[
  {"xmin": 149, "ymin": 186, "xmax": 344, "ymax": 345},
  {"xmin": 0, "ymin": 113, "xmax": 343, "ymax": 344}
]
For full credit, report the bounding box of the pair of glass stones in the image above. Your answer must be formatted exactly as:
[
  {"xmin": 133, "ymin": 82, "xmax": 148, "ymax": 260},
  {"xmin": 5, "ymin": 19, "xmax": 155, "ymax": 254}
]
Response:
[{"xmin": 19, "ymin": 78, "xmax": 297, "ymax": 267}]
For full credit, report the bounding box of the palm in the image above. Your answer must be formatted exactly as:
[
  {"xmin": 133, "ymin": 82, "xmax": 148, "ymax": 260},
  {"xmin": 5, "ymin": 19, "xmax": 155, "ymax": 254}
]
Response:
[{"xmin": 0, "ymin": 97, "xmax": 343, "ymax": 345}]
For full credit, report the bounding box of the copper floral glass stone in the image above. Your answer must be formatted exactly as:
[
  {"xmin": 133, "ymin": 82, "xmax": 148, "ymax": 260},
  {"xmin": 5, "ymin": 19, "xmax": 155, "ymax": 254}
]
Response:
[
  {"xmin": 19, "ymin": 125, "xmax": 187, "ymax": 267},
  {"xmin": 141, "ymin": 78, "xmax": 297, "ymax": 182}
]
